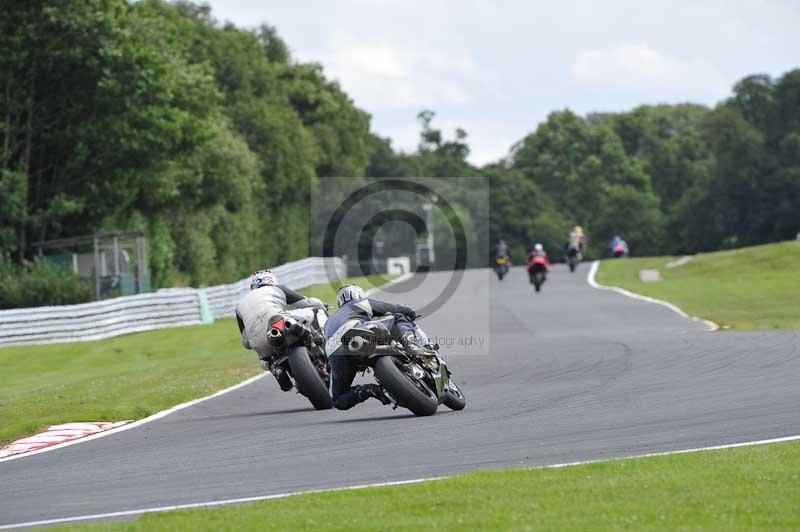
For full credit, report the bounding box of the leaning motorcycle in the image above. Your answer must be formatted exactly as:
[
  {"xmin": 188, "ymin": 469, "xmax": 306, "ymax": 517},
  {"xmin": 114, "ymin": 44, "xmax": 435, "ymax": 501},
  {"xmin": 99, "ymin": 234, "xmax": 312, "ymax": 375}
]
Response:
[
  {"xmin": 265, "ymin": 305, "xmax": 333, "ymax": 410},
  {"xmin": 339, "ymin": 316, "xmax": 466, "ymax": 416},
  {"xmin": 494, "ymin": 256, "xmax": 510, "ymax": 280},
  {"xmin": 528, "ymin": 259, "xmax": 548, "ymax": 292}
]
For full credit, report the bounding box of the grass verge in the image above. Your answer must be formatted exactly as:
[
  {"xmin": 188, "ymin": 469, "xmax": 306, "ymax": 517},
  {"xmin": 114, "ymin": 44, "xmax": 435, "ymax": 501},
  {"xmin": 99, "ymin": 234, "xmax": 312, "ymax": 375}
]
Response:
[
  {"xmin": 595, "ymin": 240, "xmax": 800, "ymax": 330},
  {"xmin": 0, "ymin": 275, "xmax": 388, "ymax": 444},
  {"xmin": 55, "ymin": 440, "xmax": 800, "ymax": 530}
]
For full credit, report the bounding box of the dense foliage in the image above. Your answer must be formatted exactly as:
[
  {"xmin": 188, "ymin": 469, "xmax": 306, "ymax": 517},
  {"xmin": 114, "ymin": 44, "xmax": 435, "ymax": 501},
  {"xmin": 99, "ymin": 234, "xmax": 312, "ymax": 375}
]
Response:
[
  {"xmin": 490, "ymin": 73, "xmax": 800, "ymax": 260},
  {"xmin": 1, "ymin": 0, "xmax": 798, "ymax": 309},
  {"xmin": 0, "ymin": 0, "xmax": 370, "ymax": 290},
  {"xmin": 0, "ymin": 260, "xmax": 93, "ymax": 309}
]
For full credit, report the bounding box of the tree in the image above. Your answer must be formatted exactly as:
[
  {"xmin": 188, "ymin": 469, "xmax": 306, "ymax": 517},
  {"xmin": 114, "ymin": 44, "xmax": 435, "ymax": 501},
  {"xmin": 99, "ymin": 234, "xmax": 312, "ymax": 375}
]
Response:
[{"xmin": 511, "ymin": 110, "xmax": 663, "ymax": 256}]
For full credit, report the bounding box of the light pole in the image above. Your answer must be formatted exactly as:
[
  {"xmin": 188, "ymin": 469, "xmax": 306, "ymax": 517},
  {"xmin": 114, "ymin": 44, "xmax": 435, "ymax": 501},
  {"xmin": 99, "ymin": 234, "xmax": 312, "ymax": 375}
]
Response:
[{"xmin": 422, "ymin": 197, "xmax": 437, "ymax": 266}]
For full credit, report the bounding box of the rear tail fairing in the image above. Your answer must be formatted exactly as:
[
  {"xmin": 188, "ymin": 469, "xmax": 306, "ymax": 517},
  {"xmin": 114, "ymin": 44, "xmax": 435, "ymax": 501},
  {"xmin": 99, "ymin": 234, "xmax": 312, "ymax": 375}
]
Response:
[{"xmin": 268, "ymin": 310, "xmax": 325, "ymax": 351}]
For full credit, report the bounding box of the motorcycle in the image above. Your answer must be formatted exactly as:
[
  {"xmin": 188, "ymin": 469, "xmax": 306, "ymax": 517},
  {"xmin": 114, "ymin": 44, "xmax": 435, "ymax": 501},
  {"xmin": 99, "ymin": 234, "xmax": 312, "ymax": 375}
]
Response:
[
  {"xmin": 340, "ymin": 316, "xmax": 466, "ymax": 416},
  {"xmin": 566, "ymin": 247, "xmax": 582, "ymax": 272},
  {"xmin": 527, "ymin": 258, "xmax": 548, "ymax": 292},
  {"xmin": 612, "ymin": 244, "xmax": 627, "ymax": 258},
  {"xmin": 494, "ymin": 255, "xmax": 510, "ymax": 280},
  {"xmin": 265, "ymin": 304, "xmax": 333, "ymax": 410}
]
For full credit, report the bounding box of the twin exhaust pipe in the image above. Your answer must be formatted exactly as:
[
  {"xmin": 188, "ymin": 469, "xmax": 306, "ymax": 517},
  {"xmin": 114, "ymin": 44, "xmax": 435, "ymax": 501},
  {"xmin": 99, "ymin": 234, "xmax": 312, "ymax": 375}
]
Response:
[{"xmin": 268, "ymin": 319, "xmax": 310, "ymax": 347}]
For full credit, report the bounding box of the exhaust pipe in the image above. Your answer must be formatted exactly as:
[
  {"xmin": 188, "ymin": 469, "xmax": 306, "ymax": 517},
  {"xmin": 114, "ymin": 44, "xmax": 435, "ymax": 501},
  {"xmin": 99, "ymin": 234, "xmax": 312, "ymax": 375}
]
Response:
[
  {"xmin": 348, "ymin": 336, "xmax": 366, "ymax": 352},
  {"xmin": 267, "ymin": 328, "xmax": 285, "ymax": 346}
]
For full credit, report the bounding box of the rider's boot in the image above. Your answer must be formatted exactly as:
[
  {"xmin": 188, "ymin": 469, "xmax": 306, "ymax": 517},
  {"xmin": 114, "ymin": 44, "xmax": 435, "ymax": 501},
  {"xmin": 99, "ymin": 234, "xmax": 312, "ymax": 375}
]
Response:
[{"xmin": 356, "ymin": 384, "xmax": 392, "ymax": 405}]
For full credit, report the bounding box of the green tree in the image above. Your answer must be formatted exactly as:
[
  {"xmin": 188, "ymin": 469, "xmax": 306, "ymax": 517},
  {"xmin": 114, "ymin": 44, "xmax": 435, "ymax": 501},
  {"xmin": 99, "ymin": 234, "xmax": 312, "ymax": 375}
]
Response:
[{"xmin": 512, "ymin": 110, "xmax": 663, "ymax": 256}]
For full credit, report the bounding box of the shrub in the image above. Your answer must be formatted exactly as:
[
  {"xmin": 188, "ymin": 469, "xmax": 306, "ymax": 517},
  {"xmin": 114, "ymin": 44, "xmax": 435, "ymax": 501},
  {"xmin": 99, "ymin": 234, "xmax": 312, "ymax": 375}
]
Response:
[{"xmin": 0, "ymin": 259, "xmax": 93, "ymax": 309}]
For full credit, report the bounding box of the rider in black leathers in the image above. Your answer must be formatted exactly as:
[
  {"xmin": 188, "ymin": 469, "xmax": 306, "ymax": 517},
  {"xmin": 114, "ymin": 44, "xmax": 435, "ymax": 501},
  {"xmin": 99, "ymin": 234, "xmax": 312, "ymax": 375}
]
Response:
[
  {"xmin": 494, "ymin": 239, "xmax": 509, "ymax": 261},
  {"xmin": 324, "ymin": 284, "xmax": 430, "ymax": 410}
]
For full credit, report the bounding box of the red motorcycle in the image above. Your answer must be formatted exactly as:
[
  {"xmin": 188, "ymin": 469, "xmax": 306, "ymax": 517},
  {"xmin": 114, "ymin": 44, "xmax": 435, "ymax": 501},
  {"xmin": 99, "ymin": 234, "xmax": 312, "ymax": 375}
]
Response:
[{"xmin": 526, "ymin": 254, "xmax": 550, "ymax": 292}]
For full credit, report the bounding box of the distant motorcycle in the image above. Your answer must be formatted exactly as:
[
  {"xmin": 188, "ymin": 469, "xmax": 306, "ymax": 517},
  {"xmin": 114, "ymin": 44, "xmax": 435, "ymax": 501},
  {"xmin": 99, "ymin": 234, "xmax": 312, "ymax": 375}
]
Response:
[
  {"xmin": 341, "ymin": 316, "xmax": 466, "ymax": 416},
  {"xmin": 566, "ymin": 247, "xmax": 582, "ymax": 272},
  {"xmin": 528, "ymin": 258, "xmax": 548, "ymax": 292},
  {"xmin": 266, "ymin": 306, "xmax": 333, "ymax": 410},
  {"xmin": 495, "ymin": 256, "xmax": 510, "ymax": 280},
  {"xmin": 612, "ymin": 244, "xmax": 627, "ymax": 258}
]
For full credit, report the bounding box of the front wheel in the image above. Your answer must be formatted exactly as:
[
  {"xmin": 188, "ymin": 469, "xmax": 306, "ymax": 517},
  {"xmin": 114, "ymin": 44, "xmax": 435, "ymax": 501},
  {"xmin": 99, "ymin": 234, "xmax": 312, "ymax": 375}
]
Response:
[
  {"xmin": 374, "ymin": 357, "xmax": 438, "ymax": 416},
  {"xmin": 287, "ymin": 347, "xmax": 333, "ymax": 410},
  {"xmin": 443, "ymin": 380, "xmax": 466, "ymax": 411}
]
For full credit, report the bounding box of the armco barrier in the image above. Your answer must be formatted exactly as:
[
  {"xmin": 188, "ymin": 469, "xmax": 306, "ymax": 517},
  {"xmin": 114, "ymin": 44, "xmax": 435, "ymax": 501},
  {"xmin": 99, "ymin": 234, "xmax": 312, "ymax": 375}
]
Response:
[{"xmin": 0, "ymin": 257, "xmax": 346, "ymax": 347}]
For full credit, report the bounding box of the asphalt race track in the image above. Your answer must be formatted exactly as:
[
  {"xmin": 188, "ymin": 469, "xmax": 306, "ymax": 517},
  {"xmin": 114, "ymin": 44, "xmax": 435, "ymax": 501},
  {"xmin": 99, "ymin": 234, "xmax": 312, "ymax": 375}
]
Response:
[{"xmin": 2, "ymin": 266, "xmax": 799, "ymax": 527}]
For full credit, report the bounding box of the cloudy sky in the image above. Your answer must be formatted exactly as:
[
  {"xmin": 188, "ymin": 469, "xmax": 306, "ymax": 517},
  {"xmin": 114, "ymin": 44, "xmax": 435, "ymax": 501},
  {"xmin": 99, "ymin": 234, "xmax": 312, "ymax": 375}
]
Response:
[{"xmin": 204, "ymin": 0, "xmax": 800, "ymax": 165}]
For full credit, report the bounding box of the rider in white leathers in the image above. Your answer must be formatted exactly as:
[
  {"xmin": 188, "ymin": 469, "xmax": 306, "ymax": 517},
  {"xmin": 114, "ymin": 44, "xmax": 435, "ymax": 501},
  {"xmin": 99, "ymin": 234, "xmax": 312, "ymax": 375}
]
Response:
[{"xmin": 235, "ymin": 270, "xmax": 324, "ymax": 390}]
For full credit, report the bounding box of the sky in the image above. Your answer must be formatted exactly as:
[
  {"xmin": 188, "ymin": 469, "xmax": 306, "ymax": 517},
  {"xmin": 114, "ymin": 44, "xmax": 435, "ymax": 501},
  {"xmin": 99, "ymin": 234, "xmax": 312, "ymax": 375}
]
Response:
[{"xmin": 204, "ymin": 0, "xmax": 800, "ymax": 165}]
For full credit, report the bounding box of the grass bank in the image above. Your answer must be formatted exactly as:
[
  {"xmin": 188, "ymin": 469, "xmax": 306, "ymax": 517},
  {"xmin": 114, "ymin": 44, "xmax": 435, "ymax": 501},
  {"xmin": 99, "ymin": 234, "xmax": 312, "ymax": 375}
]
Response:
[
  {"xmin": 0, "ymin": 275, "xmax": 387, "ymax": 444},
  {"xmin": 595, "ymin": 240, "xmax": 800, "ymax": 330},
  {"xmin": 57, "ymin": 440, "xmax": 800, "ymax": 530}
]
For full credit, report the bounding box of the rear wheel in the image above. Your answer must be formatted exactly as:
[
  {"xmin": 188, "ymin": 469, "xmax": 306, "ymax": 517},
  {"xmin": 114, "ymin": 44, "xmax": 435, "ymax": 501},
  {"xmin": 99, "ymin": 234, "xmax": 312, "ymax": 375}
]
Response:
[
  {"xmin": 288, "ymin": 347, "xmax": 332, "ymax": 410},
  {"xmin": 374, "ymin": 357, "xmax": 438, "ymax": 416}
]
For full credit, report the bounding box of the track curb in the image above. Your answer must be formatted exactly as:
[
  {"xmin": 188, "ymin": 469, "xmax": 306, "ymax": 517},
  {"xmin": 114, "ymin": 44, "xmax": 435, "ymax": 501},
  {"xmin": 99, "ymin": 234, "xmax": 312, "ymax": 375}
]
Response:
[{"xmin": 0, "ymin": 373, "xmax": 268, "ymax": 464}]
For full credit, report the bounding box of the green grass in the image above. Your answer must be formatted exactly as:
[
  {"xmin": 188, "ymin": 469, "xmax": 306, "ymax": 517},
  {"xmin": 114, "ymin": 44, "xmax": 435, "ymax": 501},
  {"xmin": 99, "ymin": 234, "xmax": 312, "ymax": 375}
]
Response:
[
  {"xmin": 299, "ymin": 273, "xmax": 392, "ymax": 303},
  {"xmin": 0, "ymin": 275, "xmax": 389, "ymax": 444},
  {"xmin": 596, "ymin": 240, "xmax": 800, "ymax": 330},
  {"xmin": 55, "ymin": 440, "xmax": 800, "ymax": 531}
]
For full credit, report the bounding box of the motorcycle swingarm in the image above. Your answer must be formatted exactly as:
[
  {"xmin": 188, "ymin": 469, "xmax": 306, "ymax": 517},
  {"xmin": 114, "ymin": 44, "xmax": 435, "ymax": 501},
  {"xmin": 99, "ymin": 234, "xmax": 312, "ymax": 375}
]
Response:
[{"xmin": 269, "ymin": 354, "xmax": 289, "ymax": 367}]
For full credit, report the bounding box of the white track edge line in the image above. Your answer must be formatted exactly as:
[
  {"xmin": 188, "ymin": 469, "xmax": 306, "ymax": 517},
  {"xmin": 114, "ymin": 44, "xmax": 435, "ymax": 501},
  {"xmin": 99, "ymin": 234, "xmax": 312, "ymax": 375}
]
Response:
[
  {"xmin": 0, "ymin": 478, "xmax": 440, "ymax": 530},
  {"xmin": 0, "ymin": 275, "xmax": 412, "ymax": 465},
  {"xmin": 0, "ymin": 373, "xmax": 268, "ymax": 464},
  {"xmin": 3, "ymin": 433, "xmax": 799, "ymax": 530},
  {"xmin": 587, "ymin": 260, "xmax": 719, "ymax": 331},
  {"xmin": 539, "ymin": 433, "xmax": 800, "ymax": 469}
]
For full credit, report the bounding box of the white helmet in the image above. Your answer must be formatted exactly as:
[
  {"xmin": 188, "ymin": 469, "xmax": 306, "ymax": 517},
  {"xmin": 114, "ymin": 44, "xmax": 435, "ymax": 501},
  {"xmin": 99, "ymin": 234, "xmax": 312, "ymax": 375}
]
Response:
[
  {"xmin": 336, "ymin": 284, "xmax": 366, "ymax": 307},
  {"xmin": 250, "ymin": 270, "xmax": 276, "ymax": 290},
  {"xmin": 534, "ymin": 243, "xmax": 543, "ymax": 252}
]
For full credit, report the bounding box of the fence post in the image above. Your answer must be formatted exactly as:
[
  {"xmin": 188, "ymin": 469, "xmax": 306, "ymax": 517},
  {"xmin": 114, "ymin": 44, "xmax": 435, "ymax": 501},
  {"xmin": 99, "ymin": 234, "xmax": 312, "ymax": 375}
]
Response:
[
  {"xmin": 197, "ymin": 289, "xmax": 215, "ymax": 324},
  {"xmin": 93, "ymin": 236, "xmax": 101, "ymax": 301}
]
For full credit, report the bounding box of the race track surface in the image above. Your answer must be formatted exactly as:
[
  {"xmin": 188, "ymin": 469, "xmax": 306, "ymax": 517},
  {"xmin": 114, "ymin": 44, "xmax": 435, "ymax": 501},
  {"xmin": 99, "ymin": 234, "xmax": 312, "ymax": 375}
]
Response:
[{"xmin": 2, "ymin": 265, "xmax": 798, "ymax": 526}]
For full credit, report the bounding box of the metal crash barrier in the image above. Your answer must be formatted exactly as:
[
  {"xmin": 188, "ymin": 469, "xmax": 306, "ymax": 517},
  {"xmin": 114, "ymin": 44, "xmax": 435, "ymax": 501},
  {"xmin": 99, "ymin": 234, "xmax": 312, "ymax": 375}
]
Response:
[{"xmin": 0, "ymin": 257, "xmax": 346, "ymax": 347}]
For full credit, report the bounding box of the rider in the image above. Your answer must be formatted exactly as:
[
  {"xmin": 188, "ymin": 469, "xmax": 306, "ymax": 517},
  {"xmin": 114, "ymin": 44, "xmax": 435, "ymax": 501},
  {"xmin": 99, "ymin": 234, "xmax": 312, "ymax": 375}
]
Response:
[
  {"xmin": 610, "ymin": 235, "xmax": 629, "ymax": 257},
  {"xmin": 494, "ymin": 239, "xmax": 510, "ymax": 263},
  {"xmin": 526, "ymin": 243, "xmax": 551, "ymax": 271},
  {"xmin": 235, "ymin": 269, "xmax": 325, "ymax": 391},
  {"xmin": 567, "ymin": 226, "xmax": 587, "ymax": 254},
  {"xmin": 324, "ymin": 284, "xmax": 431, "ymax": 410}
]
